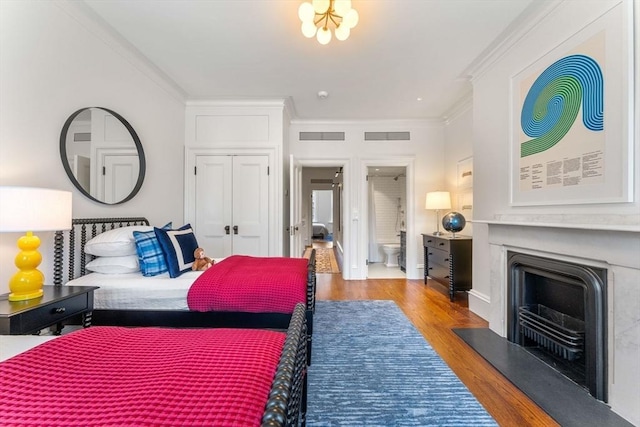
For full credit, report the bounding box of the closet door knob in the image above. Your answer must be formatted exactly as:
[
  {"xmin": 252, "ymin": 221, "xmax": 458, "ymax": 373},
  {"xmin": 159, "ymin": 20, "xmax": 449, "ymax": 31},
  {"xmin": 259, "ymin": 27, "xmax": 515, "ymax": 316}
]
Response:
[
  {"xmin": 225, "ymin": 225, "xmax": 230, "ymax": 235},
  {"xmin": 233, "ymin": 225, "xmax": 238, "ymax": 235}
]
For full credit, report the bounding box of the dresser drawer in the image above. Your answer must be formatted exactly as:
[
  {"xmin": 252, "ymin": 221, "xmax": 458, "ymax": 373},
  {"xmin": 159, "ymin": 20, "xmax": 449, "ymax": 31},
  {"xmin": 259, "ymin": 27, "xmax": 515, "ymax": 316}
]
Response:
[
  {"xmin": 17, "ymin": 293, "xmax": 90, "ymax": 334},
  {"xmin": 426, "ymin": 247, "xmax": 450, "ymax": 266},
  {"xmin": 427, "ymin": 263, "xmax": 450, "ymax": 284},
  {"xmin": 423, "ymin": 235, "xmax": 450, "ymax": 252}
]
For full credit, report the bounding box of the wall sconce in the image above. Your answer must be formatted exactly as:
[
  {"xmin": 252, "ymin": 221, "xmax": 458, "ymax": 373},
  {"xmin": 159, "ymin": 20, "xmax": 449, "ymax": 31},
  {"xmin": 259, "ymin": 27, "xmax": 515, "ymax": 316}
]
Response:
[
  {"xmin": 425, "ymin": 191, "xmax": 451, "ymax": 236},
  {"xmin": 0, "ymin": 187, "xmax": 72, "ymax": 301}
]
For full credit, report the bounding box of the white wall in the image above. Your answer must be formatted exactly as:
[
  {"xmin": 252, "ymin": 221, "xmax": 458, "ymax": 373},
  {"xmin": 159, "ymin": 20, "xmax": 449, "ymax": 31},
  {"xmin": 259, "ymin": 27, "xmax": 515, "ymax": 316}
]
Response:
[
  {"xmin": 466, "ymin": 1, "xmax": 639, "ymax": 422},
  {"xmin": 370, "ymin": 176, "xmax": 405, "ymax": 243},
  {"xmin": 443, "ymin": 100, "xmax": 474, "ymax": 235},
  {"xmin": 0, "ymin": 1, "xmax": 185, "ymax": 291},
  {"xmin": 290, "ymin": 120, "xmax": 445, "ymax": 279},
  {"xmin": 468, "ymin": 0, "xmax": 639, "ymax": 316}
]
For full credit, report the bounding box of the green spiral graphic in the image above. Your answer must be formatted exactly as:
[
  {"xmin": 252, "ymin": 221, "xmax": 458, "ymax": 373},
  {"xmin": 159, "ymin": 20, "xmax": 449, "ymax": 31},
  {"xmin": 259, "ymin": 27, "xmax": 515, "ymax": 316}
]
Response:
[
  {"xmin": 520, "ymin": 55, "xmax": 603, "ymax": 157},
  {"xmin": 521, "ymin": 76, "xmax": 581, "ymax": 157}
]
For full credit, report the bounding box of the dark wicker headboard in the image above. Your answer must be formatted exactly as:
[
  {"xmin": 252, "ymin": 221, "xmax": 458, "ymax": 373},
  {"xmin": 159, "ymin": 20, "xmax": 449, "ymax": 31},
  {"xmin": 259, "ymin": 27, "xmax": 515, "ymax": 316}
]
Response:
[{"xmin": 53, "ymin": 217, "xmax": 149, "ymax": 286}]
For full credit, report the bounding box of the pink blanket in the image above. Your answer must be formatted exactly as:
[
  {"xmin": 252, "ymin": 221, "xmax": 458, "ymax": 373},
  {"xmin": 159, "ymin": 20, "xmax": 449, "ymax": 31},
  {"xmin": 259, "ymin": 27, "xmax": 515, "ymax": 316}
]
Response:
[
  {"xmin": 187, "ymin": 255, "xmax": 308, "ymax": 314},
  {"xmin": 0, "ymin": 326, "xmax": 285, "ymax": 426}
]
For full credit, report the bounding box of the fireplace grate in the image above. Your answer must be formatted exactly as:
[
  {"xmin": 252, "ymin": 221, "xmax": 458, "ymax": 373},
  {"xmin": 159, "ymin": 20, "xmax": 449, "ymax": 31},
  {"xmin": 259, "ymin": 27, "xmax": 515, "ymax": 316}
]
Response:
[{"xmin": 519, "ymin": 305, "xmax": 585, "ymax": 361}]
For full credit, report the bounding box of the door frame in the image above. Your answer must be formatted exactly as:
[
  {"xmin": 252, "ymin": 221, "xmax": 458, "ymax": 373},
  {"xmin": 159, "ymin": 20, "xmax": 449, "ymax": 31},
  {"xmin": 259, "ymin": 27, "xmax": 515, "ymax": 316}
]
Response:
[
  {"xmin": 360, "ymin": 157, "xmax": 415, "ymax": 280},
  {"xmin": 292, "ymin": 157, "xmax": 352, "ymax": 279}
]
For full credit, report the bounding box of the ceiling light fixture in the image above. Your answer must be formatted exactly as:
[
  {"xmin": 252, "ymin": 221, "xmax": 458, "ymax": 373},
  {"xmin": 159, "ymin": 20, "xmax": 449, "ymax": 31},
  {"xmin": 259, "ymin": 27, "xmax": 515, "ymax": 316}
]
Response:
[{"xmin": 298, "ymin": 0, "xmax": 359, "ymax": 45}]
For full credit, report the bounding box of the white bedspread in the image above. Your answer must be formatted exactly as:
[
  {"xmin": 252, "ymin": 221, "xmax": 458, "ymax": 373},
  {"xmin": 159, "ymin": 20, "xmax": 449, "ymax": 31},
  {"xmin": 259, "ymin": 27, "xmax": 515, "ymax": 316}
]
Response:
[{"xmin": 66, "ymin": 270, "xmax": 204, "ymax": 310}]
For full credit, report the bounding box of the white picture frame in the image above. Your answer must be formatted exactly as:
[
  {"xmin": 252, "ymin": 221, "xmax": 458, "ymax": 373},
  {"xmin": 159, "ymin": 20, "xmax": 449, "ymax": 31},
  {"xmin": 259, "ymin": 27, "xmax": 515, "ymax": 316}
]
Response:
[{"xmin": 509, "ymin": 2, "xmax": 633, "ymax": 206}]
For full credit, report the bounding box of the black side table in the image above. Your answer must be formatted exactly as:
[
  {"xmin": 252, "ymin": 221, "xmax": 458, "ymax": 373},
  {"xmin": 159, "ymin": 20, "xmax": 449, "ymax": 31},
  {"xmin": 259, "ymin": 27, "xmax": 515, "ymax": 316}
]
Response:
[{"xmin": 0, "ymin": 285, "xmax": 98, "ymax": 335}]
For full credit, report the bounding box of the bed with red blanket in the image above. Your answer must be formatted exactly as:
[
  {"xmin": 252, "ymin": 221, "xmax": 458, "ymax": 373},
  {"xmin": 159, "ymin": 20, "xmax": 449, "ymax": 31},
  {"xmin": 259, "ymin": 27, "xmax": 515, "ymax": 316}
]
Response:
[
  {"xmin": 53, "ymin": 218, "xmax": 316, "ymax": 363},
  {"xmin": 0, "ymin": 304, "xmax": 307, "ymax": 427},
  {"xmin": 187, "ymin": 255, "xmax": 309, "ymax": 314}
]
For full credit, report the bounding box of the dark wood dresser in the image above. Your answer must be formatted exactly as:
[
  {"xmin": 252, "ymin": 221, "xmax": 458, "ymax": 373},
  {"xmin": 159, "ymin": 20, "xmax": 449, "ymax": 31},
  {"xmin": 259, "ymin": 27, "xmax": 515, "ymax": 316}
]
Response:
[{"xmin": 422, "ymin": 234, "xmax": 472, "ymax": 301}]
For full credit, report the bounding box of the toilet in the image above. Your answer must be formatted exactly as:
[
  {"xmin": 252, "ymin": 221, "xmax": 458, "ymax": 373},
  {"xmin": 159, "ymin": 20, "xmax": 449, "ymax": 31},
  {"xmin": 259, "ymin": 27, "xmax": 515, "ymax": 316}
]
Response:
[{"xmin": 382, "ymin": 243, "xmax": 401, "ymax": 267}]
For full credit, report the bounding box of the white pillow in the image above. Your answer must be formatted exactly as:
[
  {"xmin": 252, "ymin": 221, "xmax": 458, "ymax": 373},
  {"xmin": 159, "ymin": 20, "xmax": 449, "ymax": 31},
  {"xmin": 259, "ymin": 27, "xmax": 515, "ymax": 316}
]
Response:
[
  {"xmin": 86, "ymin": 255, "xmax": 140, "ymax": 274},
  {"xmin": 84, "ymin": 226, "xmax": 153, "ymax": 257}
]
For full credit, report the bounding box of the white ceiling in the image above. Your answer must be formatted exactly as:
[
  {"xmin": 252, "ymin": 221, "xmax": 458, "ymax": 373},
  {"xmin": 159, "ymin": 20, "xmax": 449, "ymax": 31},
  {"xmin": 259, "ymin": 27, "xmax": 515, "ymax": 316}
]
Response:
[{"xmin": 81, "ymin": 0, "xmax": 535, "ymax": 121}]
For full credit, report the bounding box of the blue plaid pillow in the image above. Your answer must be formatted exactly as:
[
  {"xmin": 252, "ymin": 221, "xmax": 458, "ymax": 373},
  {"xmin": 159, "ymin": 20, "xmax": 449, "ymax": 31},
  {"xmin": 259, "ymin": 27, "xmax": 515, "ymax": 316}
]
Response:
[{"xmin": 133, "ymin": 222, "xmax": 172, "ymax": 277}]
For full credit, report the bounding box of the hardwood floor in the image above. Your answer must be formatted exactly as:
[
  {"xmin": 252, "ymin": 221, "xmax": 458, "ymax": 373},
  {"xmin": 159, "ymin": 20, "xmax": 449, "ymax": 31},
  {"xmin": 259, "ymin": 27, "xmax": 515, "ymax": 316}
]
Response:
[{"xmin": 315, "ymin": 272, "xmax": 560, "ymax": 427}]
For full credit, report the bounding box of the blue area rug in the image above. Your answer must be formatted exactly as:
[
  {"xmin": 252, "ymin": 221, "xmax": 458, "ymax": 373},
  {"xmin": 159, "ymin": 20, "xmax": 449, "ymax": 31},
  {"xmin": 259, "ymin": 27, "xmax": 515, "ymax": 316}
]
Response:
[{"xmin": 307, "ymin": 300, "xmax": 497, "ymax": 426}]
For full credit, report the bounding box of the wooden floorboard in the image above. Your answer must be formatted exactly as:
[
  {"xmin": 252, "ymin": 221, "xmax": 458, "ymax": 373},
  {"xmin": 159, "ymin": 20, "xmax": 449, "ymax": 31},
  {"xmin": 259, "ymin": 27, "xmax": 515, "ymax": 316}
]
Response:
[{"xmin": 315, "ymin": 273, "xmax": 560, "ymax": 427}]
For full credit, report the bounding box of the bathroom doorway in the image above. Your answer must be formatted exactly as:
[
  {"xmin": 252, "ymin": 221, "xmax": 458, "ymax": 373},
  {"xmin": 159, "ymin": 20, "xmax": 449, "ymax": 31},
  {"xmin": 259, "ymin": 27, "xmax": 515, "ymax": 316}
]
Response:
[{"xmin": 367, "ymin": 166, "xmax": 406, "ymax": 279}]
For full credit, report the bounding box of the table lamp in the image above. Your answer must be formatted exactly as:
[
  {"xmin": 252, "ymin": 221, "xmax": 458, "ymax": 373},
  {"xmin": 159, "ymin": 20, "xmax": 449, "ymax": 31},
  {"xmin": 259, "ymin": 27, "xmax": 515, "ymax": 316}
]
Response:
[
  {"xmin": 0, "ymin": 187, "xmax": 72, "ymax": 301},
  {"xmin": 425, "ymin": 191, "xmax": 451, "ymax": 236}
]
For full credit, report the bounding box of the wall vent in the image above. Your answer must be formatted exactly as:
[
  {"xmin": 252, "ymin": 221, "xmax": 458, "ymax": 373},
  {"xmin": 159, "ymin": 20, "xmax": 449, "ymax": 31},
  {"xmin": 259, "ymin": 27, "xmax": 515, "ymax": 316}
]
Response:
[
  {"xmin": 299, "ymin": 131, "xmax": 345, "ymax": 141},
  {"xmin": 74, "ymin": 132, "xmax": 91, "ymax": 142},
  {"xmin": 364, "ymin": 131, "xmax": 410, "ymax": 141},
  {"xmin": 310, "ymin": 179, "xmax": 334, "ymax": 184}
]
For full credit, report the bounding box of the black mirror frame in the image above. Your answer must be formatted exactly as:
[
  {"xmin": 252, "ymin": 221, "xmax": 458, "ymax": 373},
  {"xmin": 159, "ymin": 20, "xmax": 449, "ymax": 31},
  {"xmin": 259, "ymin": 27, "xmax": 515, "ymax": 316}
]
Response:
[{"xmin": 59, "ymin": 107, "xmax": 146, "ymax": 205}]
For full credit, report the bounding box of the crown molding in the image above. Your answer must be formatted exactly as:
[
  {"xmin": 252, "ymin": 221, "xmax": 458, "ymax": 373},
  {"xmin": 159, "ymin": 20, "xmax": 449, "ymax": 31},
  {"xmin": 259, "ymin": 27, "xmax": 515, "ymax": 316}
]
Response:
[
  {"xmin": 289, "ymin": 118, "xmax": 442, "ymax": 127},
  {"xmin": 460, "ymin": 0, "xmax": 564, "ymax": 82},
  {"xmin": 185, "ymin": 98, "xmax": 289, "ymax": 108},
  {"xmin": 54, "ymin": 0, "xmax": 187, "ymax": 104},
  {"xmin": 442, "ymin": 92, "xmax": 473, "ymax": 125}
]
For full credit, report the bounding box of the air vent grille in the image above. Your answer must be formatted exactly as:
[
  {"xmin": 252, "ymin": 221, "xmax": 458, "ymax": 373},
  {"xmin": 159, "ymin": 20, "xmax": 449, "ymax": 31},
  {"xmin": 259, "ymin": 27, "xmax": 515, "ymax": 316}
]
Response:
[
  {"xmin": 310, "ymin": 179, "xmax": 334, "ymax": 184},
  {"xmin": 299, "ymin": 131, "xmax": 345, "ymax": 141},
  {"xmin": 364, "ymin": 131, "xmax": 410, "ymax": 141},
  {"xmin": 74, "ymin": 132, "xmax": 91, "ymax": 142}
]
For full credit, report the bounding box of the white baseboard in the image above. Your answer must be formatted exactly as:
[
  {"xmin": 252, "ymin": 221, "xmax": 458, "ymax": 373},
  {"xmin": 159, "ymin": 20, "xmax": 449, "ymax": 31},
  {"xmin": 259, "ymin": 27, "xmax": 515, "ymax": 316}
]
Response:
[{"xmin": 467, "ymin": 289, "xmax": 491, "ymax": 322}]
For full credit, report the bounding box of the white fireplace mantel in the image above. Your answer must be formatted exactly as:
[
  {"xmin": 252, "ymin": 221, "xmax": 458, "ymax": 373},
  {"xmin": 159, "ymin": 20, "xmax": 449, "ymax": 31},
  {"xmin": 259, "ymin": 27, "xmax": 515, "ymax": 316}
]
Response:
[
  {"xmin": 476, "ymin": 218, "xmax": 640, "ymax": 424},
  {"xmin": 473, "ymin": 218, "xmax": 640, "ymax": 233}
]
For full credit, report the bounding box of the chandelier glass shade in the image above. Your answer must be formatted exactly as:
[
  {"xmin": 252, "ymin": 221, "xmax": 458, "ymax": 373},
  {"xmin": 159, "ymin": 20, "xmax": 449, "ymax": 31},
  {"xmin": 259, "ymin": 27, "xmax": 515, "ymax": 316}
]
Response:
[{"xmin": 298, "ymin": 0, "xmax": 359, "ymax": 45}]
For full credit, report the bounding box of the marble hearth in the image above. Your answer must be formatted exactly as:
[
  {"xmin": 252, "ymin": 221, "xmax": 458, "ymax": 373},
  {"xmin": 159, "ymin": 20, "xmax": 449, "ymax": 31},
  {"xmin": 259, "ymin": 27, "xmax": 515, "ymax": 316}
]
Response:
[{"xmin": 477, "ymin": 219, "xmax": 639, "ymax": 425}]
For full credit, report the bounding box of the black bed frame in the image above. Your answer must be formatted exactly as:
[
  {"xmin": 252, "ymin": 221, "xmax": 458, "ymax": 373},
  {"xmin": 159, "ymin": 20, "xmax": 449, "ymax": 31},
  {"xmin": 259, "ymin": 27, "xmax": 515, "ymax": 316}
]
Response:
[
  {"xmin": 53, "ymin": 217, "xmax": 316, "ymax": 365},
  {"xmin": 263, "ymin": 303, "xmax": 308, "ymax": 426}
]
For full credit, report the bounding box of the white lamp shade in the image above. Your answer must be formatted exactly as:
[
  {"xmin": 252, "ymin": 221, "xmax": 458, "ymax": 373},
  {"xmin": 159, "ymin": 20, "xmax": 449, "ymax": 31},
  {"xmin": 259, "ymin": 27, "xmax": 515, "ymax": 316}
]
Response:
[
  {"xmin": 0, "ymin": 187, "xmax": 72, "ymax": 232},
  {"xmin": 425, "ymin": 191, "xmax": 451, "ymax": 210},
  {"xmin": 316, "ymin": 27, "xmax": 332, "ymax": 44},
  {"xmin": 298, "ymin": 2, "xmax": 315, "ymax": 22},
  {"xmin": 335, "ymin": 24, "xmax": 350, "ymax": 41},
  {"xmin": 334, "ymin": 0, "xmax": 351, "ymax": 16},
  {"xmin": 312, "ymin": 0, "xmax": 330, "ymax": 14},
  {"xmin": 342, "ymin": 8, "xmax": 359, "ymax": 28}
]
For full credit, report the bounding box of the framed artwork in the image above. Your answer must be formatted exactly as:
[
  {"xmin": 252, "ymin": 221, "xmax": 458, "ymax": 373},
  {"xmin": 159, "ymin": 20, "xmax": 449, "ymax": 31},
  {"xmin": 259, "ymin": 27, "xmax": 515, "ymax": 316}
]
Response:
[
  {"xmin": 510, "ymin": 2, "xmax": 633, "ymax": 206},
  {"xmin": 456, "ymin": 156, "xmax": 473, "ymax": 227}
]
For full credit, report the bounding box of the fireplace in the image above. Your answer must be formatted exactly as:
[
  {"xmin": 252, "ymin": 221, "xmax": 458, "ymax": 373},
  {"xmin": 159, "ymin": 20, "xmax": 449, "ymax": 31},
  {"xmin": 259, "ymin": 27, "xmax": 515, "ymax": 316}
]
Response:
[{"xmin": 507, "ymin": 251, "xmax": 607, "ymax": 401}]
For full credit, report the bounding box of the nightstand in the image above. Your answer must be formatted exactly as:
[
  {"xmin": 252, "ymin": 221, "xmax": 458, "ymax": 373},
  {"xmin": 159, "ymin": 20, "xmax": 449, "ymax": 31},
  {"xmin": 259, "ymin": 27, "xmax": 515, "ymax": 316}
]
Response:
[{"xmin": 0, "ymin": 286, "xmax": 98, "ymax": 335}]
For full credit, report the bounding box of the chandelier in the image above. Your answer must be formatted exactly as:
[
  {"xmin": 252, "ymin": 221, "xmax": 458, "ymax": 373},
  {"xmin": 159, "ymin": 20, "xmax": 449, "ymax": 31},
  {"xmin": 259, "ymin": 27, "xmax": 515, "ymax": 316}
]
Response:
[{"xmin": 298, "ymin": 0, "xmax": 359, "ymax": 45}]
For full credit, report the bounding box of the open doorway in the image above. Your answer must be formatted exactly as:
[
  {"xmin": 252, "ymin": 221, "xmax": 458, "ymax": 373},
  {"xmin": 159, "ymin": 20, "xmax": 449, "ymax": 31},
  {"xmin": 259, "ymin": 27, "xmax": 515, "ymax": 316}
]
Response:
[
  {"xmin": 366, "ymin": 166, "xmax": 406, "ymax": 279},
  {"xmin": 311, "ymin": 189, "xmax": 333, "ymax": 242},
  {"xmin": 301, "ymin": 166, "xmax": 343, "ymax": 274}
]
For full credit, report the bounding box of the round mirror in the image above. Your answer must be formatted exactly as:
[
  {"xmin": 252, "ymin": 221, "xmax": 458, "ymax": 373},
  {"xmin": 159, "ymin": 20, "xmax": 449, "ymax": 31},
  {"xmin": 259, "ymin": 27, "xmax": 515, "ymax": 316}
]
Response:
[{"xmin": 60, "ymin": 107, "xmax": 146, "ymax": 205}]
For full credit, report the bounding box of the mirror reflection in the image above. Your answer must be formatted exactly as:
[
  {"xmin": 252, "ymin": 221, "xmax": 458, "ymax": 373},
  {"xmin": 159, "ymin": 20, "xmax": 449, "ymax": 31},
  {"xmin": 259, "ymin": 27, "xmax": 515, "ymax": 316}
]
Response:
[{"xmin": 60, "ymin": 107, "xmax": 145, "ymax": 205}]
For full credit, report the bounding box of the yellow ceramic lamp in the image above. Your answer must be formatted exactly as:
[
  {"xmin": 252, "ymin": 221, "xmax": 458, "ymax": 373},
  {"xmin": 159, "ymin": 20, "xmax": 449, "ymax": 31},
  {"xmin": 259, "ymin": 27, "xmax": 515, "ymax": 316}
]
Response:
[
  {"xmin": 0, "ymin": 187, "xmax": 72, "ymax": 301},
  {"xmin": 9, "ymin": 231, "xmax": 45, "ymax": 300}
]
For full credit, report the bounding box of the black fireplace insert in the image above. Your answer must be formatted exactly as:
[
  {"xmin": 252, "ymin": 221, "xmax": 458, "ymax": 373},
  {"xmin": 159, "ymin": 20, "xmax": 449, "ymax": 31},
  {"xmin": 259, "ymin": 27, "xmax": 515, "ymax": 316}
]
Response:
[{"xmin": 507, "ymin": 251, "xmax": 607, "ymax": 401}]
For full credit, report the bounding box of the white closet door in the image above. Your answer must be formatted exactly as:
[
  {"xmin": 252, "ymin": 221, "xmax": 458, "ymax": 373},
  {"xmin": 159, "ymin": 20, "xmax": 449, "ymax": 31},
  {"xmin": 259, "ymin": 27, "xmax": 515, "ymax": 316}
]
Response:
[
  {"xmin": 231, "ymin": 155, "xmax": 269, "ymax": 256},
  {"xmin": 194, "ymin": 155, "xmax": 268, "ymax": 258},
  {"xmin": 195, "ymin": 156, "xmax": 233, "ymax": 258}
]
